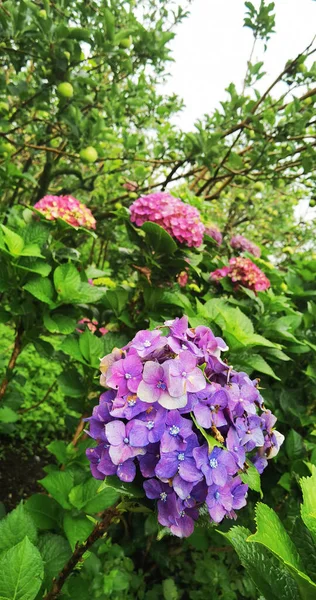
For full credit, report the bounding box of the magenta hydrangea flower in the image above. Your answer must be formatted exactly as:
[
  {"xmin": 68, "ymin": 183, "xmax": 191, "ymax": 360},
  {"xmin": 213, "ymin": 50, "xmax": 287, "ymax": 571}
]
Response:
[
  {"xmin": 130, "ymin": 192, "xmax": 205, "ymax": 247},
  {"xmin": 204, "ymin": 225, "xmax": 223, "ymax": 245},
  {"xmin": 230, "ymin": 234, "xmax": 261, "ymax": 257},
  {"xmin": 86, "ymin": 317, "xmax": 283, "ymax": 538},
  {"xmin": 210, "ymin": 257, "xmax": 270, "ymax": 292},
  {"xmin": 34, "ymin": 195, "xmax": 96, "ymax": 229}
]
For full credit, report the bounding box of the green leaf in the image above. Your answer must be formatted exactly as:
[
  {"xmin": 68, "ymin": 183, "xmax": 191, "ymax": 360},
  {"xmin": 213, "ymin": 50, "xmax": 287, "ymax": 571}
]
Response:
[
  {"xmin": 43, "ymin": 312, "xmax": 76, "ymax": 334},
  {"xmin": 63, "ymin": 514, "xmax": 94, "ymax": 551},
  {"xmin": 141, "ymin": 221, "xmax": 177, "ymax": 255},
  {"xmin": 0, "ymin": 537, "xmax": 44, "ymax": 600},
  {"xmin": 300, "ymin": 467, "xmax": 316, "ymax": 536},
  {"xmin": 60, "ymin": 335, "xmax": 87, "ymax": 364},
  {"xmin": 53, "ymin": 263, "xmax": 81, "ymax": 301},
  {"xmin": 0, "ymin": 406, "xmax": 19, "ymax": 423},
  {"xmin": 223, "ymin": 526, "xmax": 299, "ymax": 600},
  {"xmin": 99, "ymin": 476, "xmax": 144, "ymax": 499},
  {"xmin": 286, "ymin": 430, "xmax": 305, "ymax": 461},
  {"xmin": 241, "ymin": 354, "xmax": 281, "ymax": 380},
  {"xmin": 57, "ymin": 370, "xmax": 84, "ymax": 398},
  {"xmin": 239, "ymin": 460, "xmax": 263, "ymax": 496},
  {"xmin": 292, "ymin": 518, "xmax": 316, "ymax": 582},
  {"xmin": 248, "ymin": 503, "xmax": 302, "ymax": 568},
  {"xmin": 16, "ymin": 259, "xmax": 51, "ymax": 276},
  {"xmin": 23, "ymin": 277, "xmax": 55, "ymax": 307},
  {"xmin": 79, "ymin": 329, "xmax": 103, "ymax": 367},
  {"xmin": 37, "ymin": 533, "xmax": 71, "ymax": 588},
  {"xmin": 46, "ymin": 440, "xmax": 69, "ymax": 464},
  {"xmin": 0, "ymin": 504, "xmax": 37, "ymax": 553},
  {"xmin": 25, "ymin": 494, "xmax": 60, "ymax": 531},
  {"xmin": 0, "ymin": 225, "xmax": 24, "ymax": 256},
  {"xmin": 39, "ymin": 471, "xmax": 74, "ymax": 510},
  {"xmin": 69, "ymin": 478, "xmax": 119, "ymax": 513},
  {"xmin": 19, "ymin": 244, "xmax": 43, "ymax": 258}
]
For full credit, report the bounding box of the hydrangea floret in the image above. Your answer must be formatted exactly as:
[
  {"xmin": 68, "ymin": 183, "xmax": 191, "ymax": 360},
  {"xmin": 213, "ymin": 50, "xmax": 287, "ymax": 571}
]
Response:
[
  {"xmin": 34, "ymin": 195, "xmax": 96, "ymax": 229},
  {"xmin": 210, "ymin": 257, "xmax": 270, "ymax": 292},
  {"xmin": 130, "ymin": 192, "xmax": 205, "ymax": 248},
  {"xmin": 204, "ymin": 225, "xmax": 223, "ymax": 245},
  {"xmin": 86, "ymin": 316, "xmax": 282, "ymax": 537},
  {"xmin": 230, "ymin": 235, "xmax": 261, "ymax": 257}
]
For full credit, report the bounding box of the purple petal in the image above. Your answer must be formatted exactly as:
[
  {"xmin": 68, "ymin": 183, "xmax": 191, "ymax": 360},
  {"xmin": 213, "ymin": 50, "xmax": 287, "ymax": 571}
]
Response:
[
  {"xmin": 127, "ymin": 419, "xmax": 149, "ymax": 447},
  {"xmin": 155, "ymin": 454, "xmax": 178, "ymax": 479},
  {"xmin": 179, "ymin": 458, "xmax": 202, "ymax": 483},
  {"xmin": 117, "ymin": 459, "xmax": 136, "ymax": 482},
  {"xmin": 105, "ymin": 421, "xmax": 125, "ymax": 445}
]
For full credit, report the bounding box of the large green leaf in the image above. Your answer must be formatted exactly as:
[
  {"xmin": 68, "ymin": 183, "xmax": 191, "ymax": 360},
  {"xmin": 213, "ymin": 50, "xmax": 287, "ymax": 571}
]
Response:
[
  {"xmin": 23, "ymin": 277, "xmax": 55, "ymax": 307},
  {"xmin": 39, "ymin": 471, "xmax": 74, "ymax": 510},
  {"xmin": 43, "ymin": 311, "xmax": 77, "ymax": 334},
  {"xmin": 0, "ymin": 537, "xmax": 44, "ymax": 600},
  {"xmin": 79, "ymin": 329, "xmax": 104, "ymax": 367},
  {"xmin": 0, "ymin": 504, "xmax": 37, "ymax": 553},
  {"xmin": 223, "ymin": 526, "xmax": 299, "ymax": 600},
  {"xmin": 300, "ymin": 467, "xmax": 316, "ymax": 536},
  {"xmin": 99, "ymin": 476, "xmax": 144, "ymax": 498},
  {"xmin": 60, "ymin": 336, "xmax": 87, "ymax": 364},
  {"xmin": 240, "ymin": 353, "xmax": 281, "ymax": 380},
  {"xmin": 25, "ymin": 494, "xmax": 61, "ymax": 531},
  {"xmin": 141, "ymin": 221, "xmax": 177, "ymax": 255},
  {"xmin": 292, "ymin": 518, "xmax": 316, "ymax": 582},
  {"xmin": 53, "ymin": 263, "xmax": 81, "ymax": 301},
  {"xmin": 37, "ymin": 533, "xmax": 71, "ymax": 588},
  {"xmin": 0, "ymin": 225, "xmax": 24, "ymax": 256},
  {"xmin": 0, "ymin": 406, "xmax": 19, "ymax": 423},
  {"xmin": 63, "ymin": 514, "xmax": 94, "ymax": 551},
  {"xmin": 69, "ymin": 478, "xmax": 119, "ymax": 513}
]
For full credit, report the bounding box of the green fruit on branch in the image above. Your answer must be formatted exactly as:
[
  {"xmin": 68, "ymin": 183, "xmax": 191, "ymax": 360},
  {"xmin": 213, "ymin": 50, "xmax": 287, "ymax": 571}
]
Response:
[
  {"xmin": 57, "ymin": 82, "xmax": 74, "ymax": 98},
  {"xmin": 80, "ymin": 146, "xmax": 98, "ymax": 163},
  {"xmin": 119, "ymin": 36, "xmax": 132, "ymax": 48},
  {"xmin": 253, "ymin": 182, "xmax": 264, "ymax": 192},
  {"xmin": 38, "ymin": 9, "xmax": 47, "ymax": 19}
]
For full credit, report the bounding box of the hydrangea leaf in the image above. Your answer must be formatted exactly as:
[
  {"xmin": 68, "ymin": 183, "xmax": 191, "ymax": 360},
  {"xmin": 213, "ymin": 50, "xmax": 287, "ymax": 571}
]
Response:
[
  {"xmin": 239, "ymin": 460, "xmax": 263, "ymax": 497},
  {"xmin": 39, "ymin": 471, "xmax": 74, "ymax": 510},
  {"xmin": 141, "ymin": 221, "xmax": 177, "ymax": 255},
  {"xmin": 69, "ymin": 478, "xmax": 120, "ymax": 513},
  {"xmin": 16, "ymin": 259, "xmax": 52, "ymax": 276},
  {"xmin": 99, "ymin": 476, "xmax": 144, "ymax": 498},
  {"xmin": 292, "ymin": 518, "xmax": 316, "ymax": 582},
  {"xmin": 0, "ymin": 537, "xmax": 44, "ymax": 600},
  {"xmin": 53, "ymin": 263, "xmax": 81, "ymax": 301},
  {"xmin": 0, "ymin": 224, "xmax": 24, "ymax": 256},
  {"xmin": 23, "ymin": 276, "xmax": 55, "ymax": 307},
  {"xmin": 37, "ymin": 533, "xmax": 71, "ymax": 588},
  {"xmin": 25, "ymin": 494, "xmax": 61, "ymax": 531},
  {"xmin": 43, "ymin": 311, "xmax": 77, "ymax": 335},
  {"xmin": 0, "ymin": 503, "xmax": 37, "ymax": 553},
  {"xmin": 300, "ymin": 466, "xmax": 316, "ymax": 536},
  {"xmin": 240, "ymin": 353, "xmax": 281, "ymax": 380},
  {"xmin": 222, "ymin": 526, "xmax": 299, "ymax": 600},
  {"xmin": 63, "ymin": 514, "xmax": 94, "ymax": 550},
  {"xmin": 78, "ymin": 329, "xmax": 104, "ymax": 367}
]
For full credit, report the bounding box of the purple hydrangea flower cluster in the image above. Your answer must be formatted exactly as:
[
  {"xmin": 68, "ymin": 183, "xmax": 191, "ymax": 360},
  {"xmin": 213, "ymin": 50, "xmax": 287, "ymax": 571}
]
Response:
[
  {"xmin": 230, "ymin": 235, "xmax": 261, "ymax": 258},
  {"xmin": 130, "ymin": 192, "xmax": 205, "ymax": 248},
  {"xmin": 86, "ymin": 317, "xmax": 283, "ymax": 537}
]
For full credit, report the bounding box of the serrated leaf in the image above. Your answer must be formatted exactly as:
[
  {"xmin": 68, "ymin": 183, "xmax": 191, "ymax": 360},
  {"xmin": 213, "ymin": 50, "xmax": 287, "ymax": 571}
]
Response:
[
  {"xmin": 300, "ymin": 467, "xmax": 316, "ymax": 536},
  {"xmin": 25, "ymin": 494, "xmax": 61, "ymax": 531},
  {"xmin": 0, "ymin": 504, "xmax": 37, "ymax": 553},
  {"xmin": 239, "ymin": 461, "xmax": 262, "ymax": 496},
  {"xmin": 242, "ymin": 354, "xmax": 281, "ymax": 380},
  {"xmin": 43, "ymin": 312, "xmax": 76, "ymax": 334},
  {"xmin": 69, "ymin": 479, "xmax": 119, "ymax": 513},
  {"xmin": 141, "ymin": 221, "xmax": 177, "ymax": 255},
  {"xmin": 23, "ymin": 277, "xmax": 55, "ymax": 306},
  {"xmin": 292, "ymin": 518, "xmax": 316, "ymax": 582},
  {"xmin": 63, "ymin": 514, "xmax": 94, "ymax": 550},
  {"xmin": 39, "ymin": 471, "xmax": 74, "ymax": 510},
  {"xmin": 60, "ymin": 335, "xmax": 86, "ymax": 364},
  {"xmin": 223, "ymin": 526, "xmax": 299, "ymax": 600},
  {"xmin": 57, "ymin": 370, "xmax": 84, "ymax": 398},
  {"xmin": 0, "ymin": 225, "xmax": 24, "ymax": 256},
  {"xmin": 16, "ymin": 259, "xmax": 51, "ymax": 276},
  {"xmin": 53, "ymin": 263, "xmax": 81, "ymax": 300},
  {"xmin": 37, "ymin": 533, "xmax": 71, "ymax": 587},
  {"xmin": 0, "ymin": 406, "xmax": 19, "ymax": 423},
  {"xmin": 99, "ymin": 476, "xmax": 144, "ymax": 498},
  {"xmin": 0, "ymin": 537, "xmax": 44, "ymax": 600},
  {"xmin": 79, "ymin": 329, "xmax": 103, "ymax": 367}
]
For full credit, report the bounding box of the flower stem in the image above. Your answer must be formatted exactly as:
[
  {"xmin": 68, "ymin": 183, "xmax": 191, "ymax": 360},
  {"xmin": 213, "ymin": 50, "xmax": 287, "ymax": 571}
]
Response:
[{"xmin": 0, "ymin": 325, "xmax": 23, "ymax": 402}]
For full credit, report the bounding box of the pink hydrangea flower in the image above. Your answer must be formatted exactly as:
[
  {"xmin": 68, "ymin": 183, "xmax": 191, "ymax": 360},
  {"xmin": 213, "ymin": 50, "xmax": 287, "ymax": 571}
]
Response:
[
  {"xmin": 34, "ymin": 195, "xmax": 96, "ymax": 229},
  {"xmin": 210, "ymin": 257, "xmax": 270, "ymax": 292},
  {"xmin": 204, "ymin": 225, "xmax": 223, "ymax": 245},
  {"xmin": 230, "ymin": 235, "xmax": 261, "ymax": 257},
  {"xmin": 130, "ymin": 192, "xmax": 204, "ymax": 248},
  {"xmin": 77, "ymin": 318, "xmax": 108, "ymax": 336}
]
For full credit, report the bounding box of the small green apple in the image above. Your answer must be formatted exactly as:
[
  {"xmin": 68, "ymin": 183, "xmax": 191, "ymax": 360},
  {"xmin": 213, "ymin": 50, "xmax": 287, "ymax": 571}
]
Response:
[
  {"xmin": 64, "ymin": 51, "xmax": 71, "ymax": 62},
  {"xmin": 80, "ymin": 146, "xmax": 98, "ymax": 163},
  {"xmin": 119, "ymin": 36, "xmax": 132, "ymax": 48},
  {"xmin": 38, "ymin": 9, "xmax": 47, "ymax": 18},
  {"xmin": 253, "ymin": 181, "xmax": 264, "ymax": 192},
  {"xmin": 57, "ymin": 82, "xmax": 74, "ymax": 98}
]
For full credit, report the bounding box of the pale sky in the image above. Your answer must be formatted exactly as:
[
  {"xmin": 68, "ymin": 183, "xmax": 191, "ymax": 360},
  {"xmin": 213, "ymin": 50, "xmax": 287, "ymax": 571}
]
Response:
[{"xmin": 162, "ymin": 0, "xmax": 316, "ymax": 130}]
